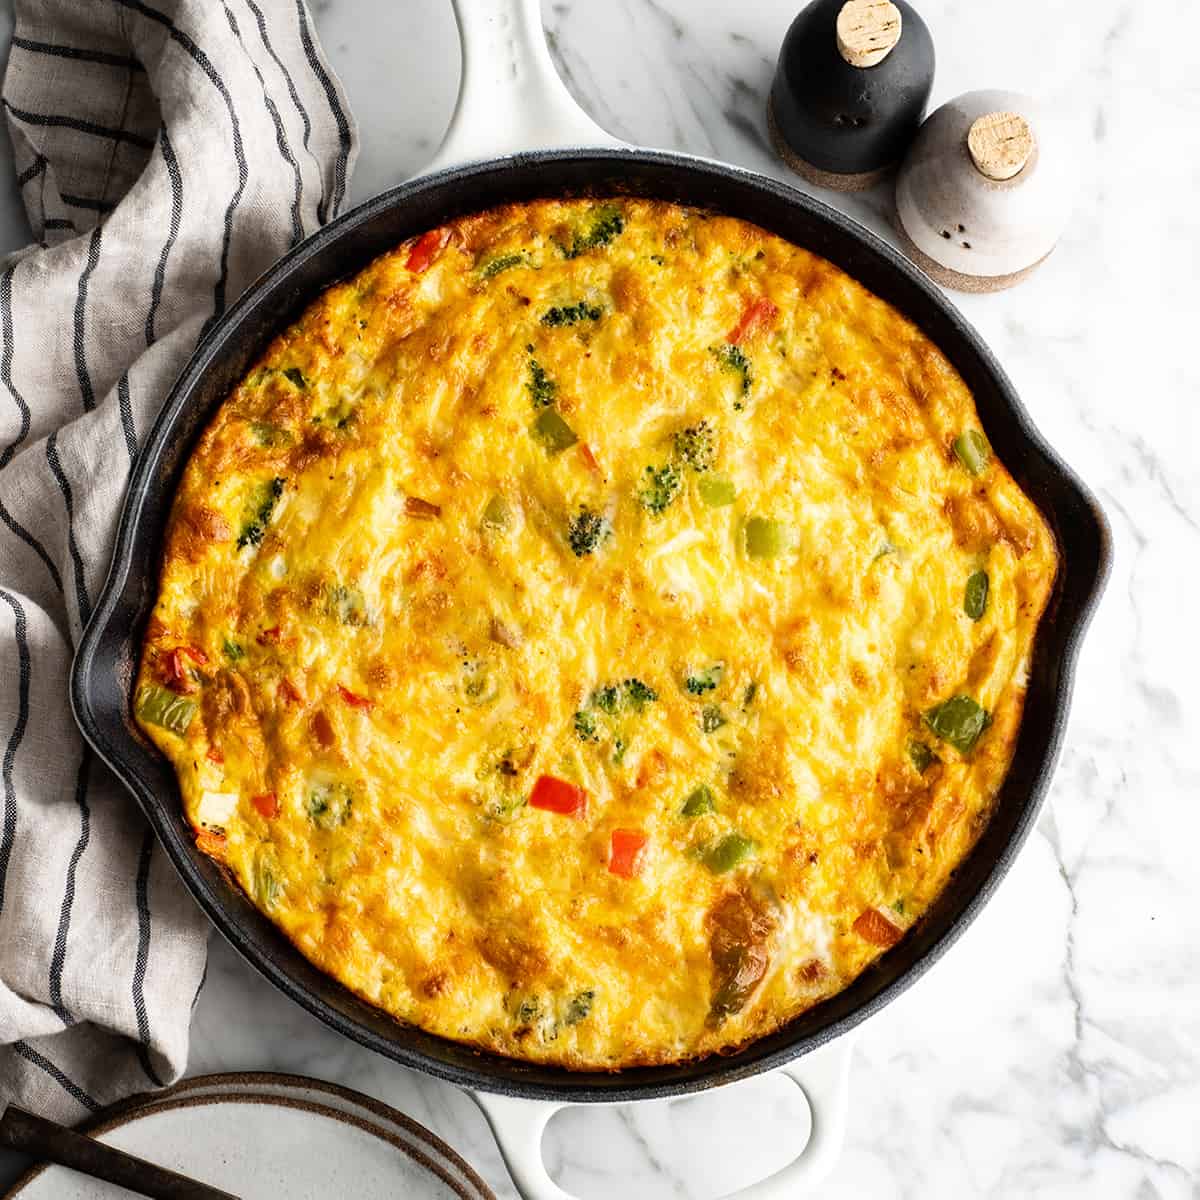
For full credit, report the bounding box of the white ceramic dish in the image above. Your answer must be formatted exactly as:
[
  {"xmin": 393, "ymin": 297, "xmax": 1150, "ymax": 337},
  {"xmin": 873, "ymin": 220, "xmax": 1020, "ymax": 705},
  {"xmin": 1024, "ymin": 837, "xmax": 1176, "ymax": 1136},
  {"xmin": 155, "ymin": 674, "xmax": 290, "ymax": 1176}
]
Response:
[{"xmin": 2, "ymin": 1073, "xmax": 494, "ymax": 1200}]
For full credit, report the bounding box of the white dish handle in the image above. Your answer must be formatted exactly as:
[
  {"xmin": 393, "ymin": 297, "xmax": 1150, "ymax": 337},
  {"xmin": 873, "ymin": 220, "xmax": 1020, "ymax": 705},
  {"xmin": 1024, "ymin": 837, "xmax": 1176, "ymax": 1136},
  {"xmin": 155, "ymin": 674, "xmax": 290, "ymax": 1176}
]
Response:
[
  {"xmin": 472, "ymin": 1034, "xmax": 854, "ymax": 1199},
  {"xmin": 422, "ymin": 0, "xmax": 624, "ymax": 176}
]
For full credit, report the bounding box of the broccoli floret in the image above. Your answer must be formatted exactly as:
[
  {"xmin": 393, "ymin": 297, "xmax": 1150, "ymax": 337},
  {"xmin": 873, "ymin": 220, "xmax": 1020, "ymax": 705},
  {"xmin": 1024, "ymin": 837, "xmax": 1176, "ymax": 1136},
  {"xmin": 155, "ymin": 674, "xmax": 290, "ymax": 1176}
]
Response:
[
  {"xmin": 622, "ymin": 678, "xmax": 658, "ymax": 710},
  {"xmin": 306, "ymin": 781, "xmax": 353, "ymax": 829},
  {"xmin": 673, "ymin": 420, "xmax": 715, "ymax": 471},
  {"xmin": 574, "ymin": 709, "xmax": 599, "ymax": 741},
  {"xmin": 281, "ymin": 366, "xmax": 307, "ymax": 389},
  {"xmin": 567, "ymin": 506, "xmax": 611, "ymax": 556},
  {"xmin": 562, "ymin": 988, "xmax": 596, "ymax": 1024},
  {"xmin": 700, "ymin": 705, "xmax": 727, "ymax": 733},
  {"xmin": 711, "ymin": 343, "xmax": 751, "ymax": 407},
  {"xmin": 684, "ymin": 664, "xmax": 724, "ymax": 695},
  {"xmin": 588, "ymin": 679, "xmax": 657, "ymax": 715},
  {"xmin": 527, "ymin": 356, "xmax": 557, "ymax": 408},
  {"xmin": 324, "ymin": 583, "xmax": 368, "ymax": 626},
  {"xmin": 542, "ymin": 301, "xmax": 604, "ymax": 327},
  {"xmin": 563, "ymin": 207, "xmax": 625, "ymax": 259},
  {"xmin": 237, "ymin": 477, "xmax": 285, "ymax": 549},
  {"xmin": 638, "ymin": 463, "xmax": 681, "ymax": 515}
]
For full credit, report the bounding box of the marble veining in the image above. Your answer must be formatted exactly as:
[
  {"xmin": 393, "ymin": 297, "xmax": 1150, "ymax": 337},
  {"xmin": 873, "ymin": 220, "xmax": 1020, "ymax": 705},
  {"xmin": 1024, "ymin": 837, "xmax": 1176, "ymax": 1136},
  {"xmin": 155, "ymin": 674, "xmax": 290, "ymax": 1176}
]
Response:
[{"xmin": 0, "ymin": 0, "xmax": 1196, "ymax": 1196}]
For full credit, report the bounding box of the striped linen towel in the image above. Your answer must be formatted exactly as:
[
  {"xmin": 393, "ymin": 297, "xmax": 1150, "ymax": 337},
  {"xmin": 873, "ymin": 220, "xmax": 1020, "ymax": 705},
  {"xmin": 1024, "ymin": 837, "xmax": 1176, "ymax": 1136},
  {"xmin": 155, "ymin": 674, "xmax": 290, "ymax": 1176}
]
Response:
[{"xmin": 0, "ymin": 0, "xmax": 355, "ymax": 1120}]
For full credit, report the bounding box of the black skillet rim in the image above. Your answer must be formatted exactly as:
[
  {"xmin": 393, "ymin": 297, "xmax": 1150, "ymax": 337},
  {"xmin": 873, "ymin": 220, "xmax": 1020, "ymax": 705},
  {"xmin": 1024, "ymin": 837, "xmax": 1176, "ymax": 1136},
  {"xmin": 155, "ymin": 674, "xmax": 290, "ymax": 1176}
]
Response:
[{"xmin": 71, "ymin": 148, "xmax": 1111, "ymax": 1104}]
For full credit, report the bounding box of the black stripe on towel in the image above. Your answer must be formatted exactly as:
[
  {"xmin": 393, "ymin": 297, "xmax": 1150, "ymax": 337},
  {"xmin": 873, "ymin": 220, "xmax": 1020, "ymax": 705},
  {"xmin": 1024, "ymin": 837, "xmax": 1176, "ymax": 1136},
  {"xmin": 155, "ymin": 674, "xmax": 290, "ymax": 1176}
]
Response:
[
  {"xmin": 191, "ymin": 958, "xmax": 209, "ymax": 1011},
  {"xmin": 293, "ymin": 0, "xmax": 351, "ymax": 220},
  {"xmin": 113, "ymin": 0, "xmax": 249, "ymax": 329},
  {"xmin": 144, "ymin": 128, "xmax": 183, "ymax": 345},
  {"xmin": 45, "ymin": 434, "xmax": 92, "ymax": 626},
  {"xmin": 133, "ymin": 828, "xmax": 166, "ymax": 1086},
  {"xmin": 117, "ymin": 372, "xmax": 138, "ymax": 464},
  {"xmin": 49, "ymin": 751, "xmax": 92, "ymax": 1025},
  {"xmin": 0, "ymin": 267, "xmax": 31, "ymax": 465},
  {"xmin": 243, "ymin": 0, "xmax": 324, "ymax": 224},
  {"xmin": 11, "ymin": 35, "xmax": 144, "ymax": 71},
  {"xmin": 73, "ymin": 226, "xmax": 103, "ymax": 412},
  {"xmin": 42, "ymin": 218, "xmax": 77, "ymax": 232},
  {"xmin": 15, "ymin": 155, "xmax": 47, "ymax": 188},
  {"xmin": 11, "ymin": 1041, "xmax": 102, "ymax": 1113},
  {"xmin": 2, "ymin": 100, "xmax": 155, "ymax": 150},
  {"xmin": 60, "ymin": 193, "xmax": 115, "ymax": 214},
  {"xmin": 0, "ymin": 270, "xmax": 64, "ymax": 592},
  {"xmin": 223, "ymin": 2, "xmax": 303, "ymax": 246},
  {"xmin": 0, "ymin": 589, "xmax": 29, "ymax": 914},
  {"xmin": 0, "ymin": 503, "xmax": 65, "ymax": 594}
]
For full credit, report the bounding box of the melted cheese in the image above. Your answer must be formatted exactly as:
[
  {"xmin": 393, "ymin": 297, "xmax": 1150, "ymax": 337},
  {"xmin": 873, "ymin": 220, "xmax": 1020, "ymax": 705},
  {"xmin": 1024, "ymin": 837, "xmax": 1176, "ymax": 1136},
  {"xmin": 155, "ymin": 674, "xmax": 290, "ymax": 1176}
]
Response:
[{"xmin": 136, "ymin": 200, "xmax": 1057, "ymax": 1068}]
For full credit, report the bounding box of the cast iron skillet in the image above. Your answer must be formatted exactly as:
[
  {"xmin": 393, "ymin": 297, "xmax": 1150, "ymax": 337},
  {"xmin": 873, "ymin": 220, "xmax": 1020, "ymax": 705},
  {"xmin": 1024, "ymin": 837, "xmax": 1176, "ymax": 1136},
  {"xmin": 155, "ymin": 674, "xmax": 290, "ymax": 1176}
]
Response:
[{"xmin": 71, "ymin": 2, "xmax": 1109, "ymax": 1196}]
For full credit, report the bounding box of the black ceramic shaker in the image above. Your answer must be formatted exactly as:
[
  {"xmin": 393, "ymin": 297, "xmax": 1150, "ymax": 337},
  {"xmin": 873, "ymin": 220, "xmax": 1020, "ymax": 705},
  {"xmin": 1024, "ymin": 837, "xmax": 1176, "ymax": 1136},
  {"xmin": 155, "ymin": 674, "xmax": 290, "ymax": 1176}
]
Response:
[{"xmin": 768, "ymin": 0, "xmax": 934, "ymax": 191}]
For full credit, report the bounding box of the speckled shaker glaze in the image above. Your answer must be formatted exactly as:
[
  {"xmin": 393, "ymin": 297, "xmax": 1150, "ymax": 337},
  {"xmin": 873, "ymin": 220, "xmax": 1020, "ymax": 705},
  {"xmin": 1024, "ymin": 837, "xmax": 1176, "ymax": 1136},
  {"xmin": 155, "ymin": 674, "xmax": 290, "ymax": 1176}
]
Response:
[
  {"xmin": 895, "ymin": 89, "xmax": 1076, "ymax": 291},
  {"xmin": 768, "ymin": 0, "xmax": 935, "ymax": 191}
]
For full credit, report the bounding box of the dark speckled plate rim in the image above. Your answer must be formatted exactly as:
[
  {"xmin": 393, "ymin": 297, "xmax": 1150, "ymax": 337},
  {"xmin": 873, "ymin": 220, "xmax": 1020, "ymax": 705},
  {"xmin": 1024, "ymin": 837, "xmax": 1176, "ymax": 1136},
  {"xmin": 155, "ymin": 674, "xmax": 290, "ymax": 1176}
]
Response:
[
  {"xmin": 71, "ymin": 146, "xmax": 1112, "ymax": 1105},
  {"xmin": 2, "ymin": 1071, "xmax": 496, "ymax": 1199}
]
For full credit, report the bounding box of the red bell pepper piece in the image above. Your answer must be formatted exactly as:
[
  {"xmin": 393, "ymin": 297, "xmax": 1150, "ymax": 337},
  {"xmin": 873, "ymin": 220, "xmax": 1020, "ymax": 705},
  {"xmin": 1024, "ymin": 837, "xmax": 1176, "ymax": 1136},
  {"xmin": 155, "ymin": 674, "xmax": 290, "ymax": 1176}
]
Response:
[
  {"xmin": 852, "ymin": 907, "xmax": 903, "ymax": 948},
  {"xmin": 608, "ymin": 828, "xmax": 648, "ymax": 878},
  {"xmin": 205, "ymin": 746, "xmax": 224, "ymax": 765},
  {"xmin": 195, "ymin": 829, "xmax": 226, "ymax": 858},
  {"xmin": 406, "ymin": 229, "xmax": 448, "ymax": 273},
  {"xmin": 726, "ymin": 296, "xmax": 778, "ymax": 345},
  {"xmin": 251, "ymin": 792, "xmax": 279, "ymax": 819},
  {"xmin": 337, "ymin": 684, "xmax": 374, "ymax": 711},
  {"xmin": 529, "ymin": 774, "xmax": 587, "ymax": 818},
  {"xmin": 162, "ymin": 644, "xmax": 208, "ymax": 692}
]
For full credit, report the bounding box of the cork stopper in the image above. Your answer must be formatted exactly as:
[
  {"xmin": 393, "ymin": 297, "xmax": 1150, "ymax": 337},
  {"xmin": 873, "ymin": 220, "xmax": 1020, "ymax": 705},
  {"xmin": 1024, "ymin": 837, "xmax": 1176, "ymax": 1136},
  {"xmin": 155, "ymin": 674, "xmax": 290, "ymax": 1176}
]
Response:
[
  {"xmin": 967, "ymin": 111, "xmax": 1034, "ymax": 181},
  {"xmin": 836, "ymin": 0, "xmax": 903, "ymax": 68}
]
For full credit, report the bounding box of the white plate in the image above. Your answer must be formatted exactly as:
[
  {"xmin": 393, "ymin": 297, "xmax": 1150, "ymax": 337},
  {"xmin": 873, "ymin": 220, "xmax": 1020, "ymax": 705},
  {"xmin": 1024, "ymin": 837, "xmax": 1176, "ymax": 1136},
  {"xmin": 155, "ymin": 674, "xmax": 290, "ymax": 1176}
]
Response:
[{"xmin": 3, "ymin": 1073, "xmax": 494, "ymax": 1200}]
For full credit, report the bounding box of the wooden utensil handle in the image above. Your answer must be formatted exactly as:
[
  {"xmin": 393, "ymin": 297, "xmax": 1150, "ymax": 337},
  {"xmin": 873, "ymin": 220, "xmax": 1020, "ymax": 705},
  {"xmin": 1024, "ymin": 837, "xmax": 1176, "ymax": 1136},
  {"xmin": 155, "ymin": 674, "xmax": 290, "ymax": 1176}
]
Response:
[{"xmin": 0, "ymin": 1105, "xmax": 240, "ymax": 1200}]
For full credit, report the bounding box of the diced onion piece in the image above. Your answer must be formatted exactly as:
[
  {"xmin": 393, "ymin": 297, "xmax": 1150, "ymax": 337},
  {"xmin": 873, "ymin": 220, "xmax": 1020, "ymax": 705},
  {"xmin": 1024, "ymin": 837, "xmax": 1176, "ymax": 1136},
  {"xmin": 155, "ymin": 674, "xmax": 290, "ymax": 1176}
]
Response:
[{"xmin": 196, "ymin": 790, "xmax": 238, "ymax": 830}]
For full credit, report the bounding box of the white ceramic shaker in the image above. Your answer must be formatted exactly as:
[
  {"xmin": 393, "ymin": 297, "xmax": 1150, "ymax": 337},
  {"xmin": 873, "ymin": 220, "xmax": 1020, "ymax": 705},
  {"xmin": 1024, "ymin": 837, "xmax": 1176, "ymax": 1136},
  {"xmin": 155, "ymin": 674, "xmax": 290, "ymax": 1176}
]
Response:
[{"xmin": 895, "ymin": 89, "xmax": 1075, "ymax": 291}]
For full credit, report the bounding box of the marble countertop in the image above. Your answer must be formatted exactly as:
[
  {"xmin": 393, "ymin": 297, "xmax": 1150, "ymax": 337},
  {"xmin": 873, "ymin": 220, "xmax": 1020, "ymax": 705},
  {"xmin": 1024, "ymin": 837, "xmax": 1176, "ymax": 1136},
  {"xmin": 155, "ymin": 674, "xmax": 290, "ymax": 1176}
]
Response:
[{"xmin": 1, "ymin": 0, "xmax": 1196, "ymax": 1196}]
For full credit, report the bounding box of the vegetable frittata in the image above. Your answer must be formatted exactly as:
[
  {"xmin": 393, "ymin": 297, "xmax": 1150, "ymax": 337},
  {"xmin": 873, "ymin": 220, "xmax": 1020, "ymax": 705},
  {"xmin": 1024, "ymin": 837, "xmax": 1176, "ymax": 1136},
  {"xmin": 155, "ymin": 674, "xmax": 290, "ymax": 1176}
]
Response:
[{"xmin": 135, "ymin": 199, "xmax": 1057, "ymax": 1067}]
